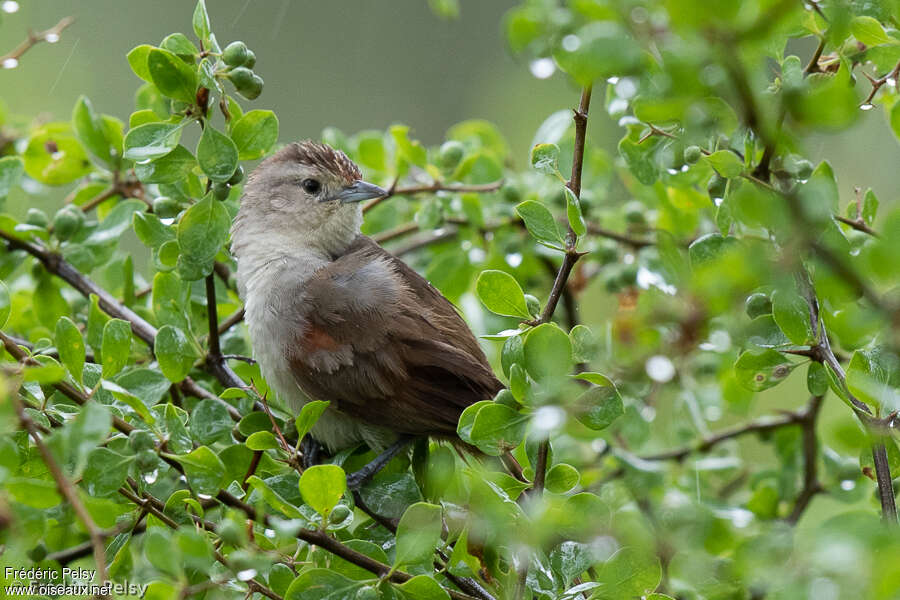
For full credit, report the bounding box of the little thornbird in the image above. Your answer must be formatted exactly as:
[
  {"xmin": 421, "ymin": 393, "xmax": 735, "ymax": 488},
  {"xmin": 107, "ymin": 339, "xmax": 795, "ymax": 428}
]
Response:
[{"xmin": 232, "ymin": 141, "xmax": 502, "ymax": 484}]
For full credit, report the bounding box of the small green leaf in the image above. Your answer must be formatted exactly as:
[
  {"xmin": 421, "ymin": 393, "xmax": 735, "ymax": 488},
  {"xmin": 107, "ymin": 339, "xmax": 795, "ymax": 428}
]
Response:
[
  {"xmin": 192, "ymin": 0, "xmax": 211, "ymax": 43},
  {"xmin": 196, "ymin": 125, "xmax": 238, "ymax": 182},
  {"xmin": 565, "ymin": 187, "xmax": 586, "ymax": 236},
  {"xmin": 846, "ymin": 346, "xmax": 900, "ymax": 411},
  {"xmin": 572, "ymin": 379, "xmax": 624, "ymax": 430},
  {"xmin": 126, "ymin": 45, "xmax": 154, "ymax": 82},
  {"xmin": 155, "ymin": 325, "xmax": 198, "ymax": 382},
  {"xmin": 161, "ymin": 33, "xmax": 199, "ymax": 57},
  {"xmin": 189, "ymin": 399, "xmax": 233, "ymax": 444},
  {"xmin": 134, "ymin": 145, "xmax": 196, "ymax": 184},
  {"xmin": 807, "ymin": 362, "xmax": 829, "ymax": 396},
  {"xmin": 72, "ymin": 96, "xmax": 113, "ymax": 166},
  {"xmin": 23, "ymin": 123, "xmax": 92, "ymax": 185},
  {"xmin": 771, "ymin": 288, "xmax": 814, "ymax": 345},
  {"xmin": 101, "ymin": 319, "xmax": 132, "ymax": 377},
  {"xmin": 469, "ymin": 403, "xmax": 528, "ymax": 455},
  {"xmin": 298, "ymin": 464, "xmax": 347, "ymax": 518},
  {"xmin": 553, "ymin": 21, "xmax": 643, "ymax": 85},
  {"xmin": 83, "ymin": 448, "xmax": 132, "ymax": 496},
  {"xmin": 395, "ymin": 575, "xmax": 451, "ymax": 600},
  {"xmin": 123, "ymin": 122, "xmax": 183, "ymax": 161},
  {"xmin": 284, "ymin": 570, "xmax": 360, "ymax": 600},
  {"xmin": 851, "ymin": 16, "xmax": 896, "ymax": 46},
  {"xmin": 170, "ymin": 446, "xmax": 226, "ymax": 495},
  {"xmin": 595, "ymin": 547, "xmax": 661, "ymax": 599},
  {"xmin": 570, "ymin": 324, "xmax": 596, "ymax": 362},
  {"xmin": 148, "ymin": 48, "xmax": 197, "ymax": 104},
  {"xmin": 524, "ymin": 323, "xmax": 573, "ymax": 380},
  {"xmin": 475, "ymin": 270, "xmax": 531, "ymax": 319},
  {"xmin": 101, "ymin": 380, "xmax": 155, "ymax": 423},
  {"xmin": 245, "ymin": 475, "xmax": 305, "ymax": 519},
  {"xmin": 176, "ymin": 194, "xmax": 230, "ymax": 280},
  {"xmin": 531, "ymin": 143, "xmax": 561, "ymax": 176},
  {"xmin": 115, "ymin": 368, "xmax": 171, "ymax": 408},
  {"xmin": 133, "ymin": 212, "xmax": 175, "ymax": 249},
  {"xmin": 55, "ymin": 317, "xmax": 85, "ymax": 383},
  {"xmin": 545, "ymin": 463, "xmax": 580, "ymax": 493},
  {"xmin": 516, "ymin": 200, "xmax": 565, "ymax": 249},
  {"xmin": 703, "ymin": 150, "xmax": 744, "ymax": 178},
  {"xmin": 246, "ymin": 431, "xmax": 280, "ymax": 450},
  {"xmin": 734, "ymin": 349, "xmax": 796, "ymax": 391},
  {"xmin": 231, "ymin": 110, "xmax": 279, "ymax": 160},
  {"xmin": 295, "ymin": 400, "xmax": 330, "ymax": 441},
  {"xmin": 395, "ymin": 502, "xmax": 443, "ymax": 568},
  {"xmin": 0, "ymin": 156, "xmax": 24, "ymax": 201}
]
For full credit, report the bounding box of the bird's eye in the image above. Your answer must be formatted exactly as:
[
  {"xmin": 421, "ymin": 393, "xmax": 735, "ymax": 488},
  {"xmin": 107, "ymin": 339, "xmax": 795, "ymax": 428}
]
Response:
[{"xmin": 301, "ymin": 178, "xmax": 321, "ymax": 194}]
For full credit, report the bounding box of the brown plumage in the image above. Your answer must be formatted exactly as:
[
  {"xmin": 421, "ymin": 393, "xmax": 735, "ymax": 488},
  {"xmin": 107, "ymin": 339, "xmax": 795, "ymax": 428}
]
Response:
[{"xmin": 232, "ymin": 141, "xmax": 502, "ymax": 455}]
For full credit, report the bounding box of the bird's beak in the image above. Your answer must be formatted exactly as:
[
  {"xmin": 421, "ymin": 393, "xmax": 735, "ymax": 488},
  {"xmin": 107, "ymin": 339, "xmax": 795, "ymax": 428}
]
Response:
[{"xmin": 334, "ymin": 180, "xmax": 387, "ymax": 203}]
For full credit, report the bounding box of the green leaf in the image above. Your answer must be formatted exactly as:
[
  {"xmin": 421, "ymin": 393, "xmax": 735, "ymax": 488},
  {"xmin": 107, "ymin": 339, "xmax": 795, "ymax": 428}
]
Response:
[
  {"xmin": 569, "ymin": 324, "xmax": 596, "ymax": 363},
  {"xmin": 295, "ymin": 400, "xmax": 330, "ymax": 441},
  {"xmin": 553, "ymin": 21, "xmax": 643, "ymax": 85},
  {"xmin": 299, "ymin": 464, "xmax": 347, "ymax": 518},
  {"xmin": 516, "ymin": 200, "xmax": 565, "ymax": 249},
  {"xmin": 176, "ymin": 194, "xmax": 230, "ymax": 280},
  {"xmin": 148, "ymin": 48, "xmax": 197, "ymax": 104},
  {"xmin": 733, "ymin": 349, "xmax": 796, "ymax": 392},
  {"xmin": 55, "ymin": 317, "xmax": 85, "ymax": 383},
  {"xmin": 531, "ymin": 143, "xmax": 561, "ymax": 176},
  {"xmin": 144, "ymin": 529, "xmax": 182, "ymax": 578},
  {"xmin": 0, "ymin": 280, "xmax": 10, "ymax": 328},
  {"xmin": 703, "ymin": 150, "xmax": 744, "ymax": 178},
  {"xmin": 83, "ymin": 448, "xmax": 132, "ymax": 496},
  {"xmin": 246, "ymin": 431, "xmax": 279, "ymax": 450},
  {"xmin": 862, "ymin": 188, "xmax": 879, "ymax": 226},
  {"xmin": 101, "ymin": 319, "xmax": 132, "ymax": 377},
  {"xmin": 0, "ymin": 156, "xmax": 24, "ymax": 201},
  {"xmin": 565, "ymin": 187, "xmax": 586, "ymax": 236},
  {"xmin": 245, "ymin": 475, "xmax": 305, "ymax": 519},
  {"xmin": 123, "ymin": 122, "xmax": 183, "ymax": 161},
  {"xmin": 134, "ymin": 145, "xmax": 196, "ymax": 184},
  {"xmin": 572, "ymin": 379, "xmax": 624, "ymax": 430},
  {"xmin": 475, "ymin": 270, "xmax": 531, "ymax": 319},
  {"xmin": 72, "ymin": 96, "xmax": 113, "ymax": 167},
  {"xmin": 285, "ymin": 569, "xmax": 361, "ymax": 600},
  {"xmin": 101, "ymin": 380, "xmax": 155, "ymax": 423},
  {"xmin": 24, "ymin": 122, "xmax": 92, "ymax": 185},
  {"xmin": 846, "ymin": 346, "xmax": 900, "ymax": 411},
  {"xmin": 851, "ymin": 16, "xmax": 896, "ymax": 46},
  {"xmin": 161, "ymin": 33, "xmax": 199, "ymax": 57},
  {"xmin": 594, "ymin": 547, "xmax": 661, "ymax": 599},
  {"xmin": 807, "ymin": 362, "xmax": 829, "ymax": 396},
  {"xmin": 126, "ymin": 45, "xmax": 154, "ymax": 82},
  {"xmin": 196, "ymin": 125, "xmax": 238, "ymax": 182},
  {"xmin": 688, "ymin": 233, "xmax": 740, "ymax": 265},
  {"xmin": 189, "ymin": 399, "xmax": 233, "ymax": 444},
  {"xmin": 192, "ymin": 0, "xmax": 211, "ymax": 43},
  {"xmin": 115, "ymin": 368, "xmax": 171, "ymax": 408},
  {"xmin": 771, "ymin": 288, "xmax": 814, "ymax": 345},
  {"xmin": 524, "ymin": 323, "xmax": 573, "ymax": 380},
  {"xmin": 170, "ymin": 446, "xmax": 226, "ymax": 495},
  {"xmin": 395, "ymin": 502, "xmax": 443, "ymax": 568},
  {"xmin": 395, "ymin": 575, "xmax": 451, "ymax": 600},
  {"xmin": 6, "ymin": 478, "xmax": 62, "ymax": 508},
  {"xmin": 469, "ymin": 403, "xmax": 528, "ymax": 455},
  {"xmin": 155, "ymin": 325, "xmax": 198, "ymax": 382},
  {"xmin": 133, "ymin": 212, "xmax": 175, "ymax": 249},
  {"xmin": 546, "ymin": 463, "xmax": 580, "ymax": 493},
  {"xmin": 230, "ymin": 110, "xmax": 279, "ymax": 160}
]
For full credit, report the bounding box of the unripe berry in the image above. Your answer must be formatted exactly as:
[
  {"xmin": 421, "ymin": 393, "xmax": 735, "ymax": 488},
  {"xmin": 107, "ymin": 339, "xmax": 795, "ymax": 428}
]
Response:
[
  {"xmin": 328, "ymin": 505, "xmax": 351, "ymax": 524},
  {"xmin": 213, "ymin": 182, "xmax": 231, "ymax": 201},
  {"xmin": 152, "ymin": 196, "xmax": 180, "ymax": 218},
  {"xmin": 228, "ymin": 165, "xmax": 245, "ymax": 185},
  {"xmin": 745, "ymin": 292, "xmax": 772, "ymax": 319},
  {"xmin": 222, "ymin": 41, "xmax": 249, "ymax": 67},
  {"xmin": 52, "ymin": 207, "xmax": 83, "ymax": 241},
  {"xmin": 684, "ymin": 145, "xmax": 702, "ymax": 165},
  {"xmin": 129, "ymin": 429, "xmax": 155, "ymax": 452},
  {"xmin": 438, "ymin": 140, "xmax": 465, "ymax": 170},
  {"xmin": 25, "ymin": 208, "xmax": 49, "ymax": 229}
]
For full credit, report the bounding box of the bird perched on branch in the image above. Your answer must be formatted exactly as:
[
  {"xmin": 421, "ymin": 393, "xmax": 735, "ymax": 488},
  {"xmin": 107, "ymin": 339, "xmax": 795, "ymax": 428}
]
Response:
[{"xmin": 232, "ymin": 141, "xmax": 502, "ymax": 485}]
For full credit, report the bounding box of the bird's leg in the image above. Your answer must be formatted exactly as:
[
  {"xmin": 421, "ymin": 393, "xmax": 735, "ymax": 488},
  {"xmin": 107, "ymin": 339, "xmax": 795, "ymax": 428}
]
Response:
[
  {"xmin": 346, "ymin": 436, "xmax": 413, "ymax": 490},
  {"xmin": 300, "ymin": 435, "xmax": 324, "ymax": 469}
]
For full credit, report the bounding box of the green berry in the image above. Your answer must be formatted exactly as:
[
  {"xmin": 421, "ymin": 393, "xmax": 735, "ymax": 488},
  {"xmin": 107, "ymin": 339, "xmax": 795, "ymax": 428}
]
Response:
[
  {"xmin": 213, "ymin": 182, "xmax": 231, "ymax": 201},
  {"xmin": 619, "ymin": 264, "xmax": 639, "ymax": 286},
  {"xmin": 501, "ymin": 184, "xmax": 522, "ymax": 204},
  {"xmin": 595, "ymin": 240, "xmax": 618, "ymax": 265},
  {"xmin": 328, "ymin": 505, "xmax": 351, "ymax": 524},
  {"xmin": 27, "ymin": 542, "xmax": 47, "ymax": 562},
  {"xmin": 129, "ymin": 429, "xmax": 156, "ymax": 452},
  {"xmin": 438, "ymin": 140, "xmax": 465, "ymax": 170},
  {"xmin": 25, "ymin": 208, "xmax": 49, "ymax": 229},
  {"xmin": 707, "ymin": 173, "xmax": 726, "ymax": 199},
  {"xmin": 52, "ymin": 207, "xmax": 83, "ymax": 241},
  {"xmin": 524, "ymin": 294, "xmax": 541, "ymax": 318},
  {"xmin": 222, "ymin": 41, "xmax": 249, "ymax": 67},
  {"xmin": 684, "ymin": 145, "xmax": 702, "ymax": 165},
  {"xmin": 623, "ymin": 201, "xmax": 645, "ymax": 225},
  {"xmin": 228, "ymin": 165, "xmax": 245, "ymax": 185},
  {"xmin": 229, "ymin": 67, "xmax": 263, "ymax": 100},
  {"xmin": 152, "ymin": 196, "xmax": 180, "ymax": 219},
  {"xmin": 244, "ymin": 50, "xmax": 256, "ymax": 69},
  {"xmin": 745, "ymin": 292, "xmax": 772, "ymax": 319},
  {"xmin": 136, "ymin": 448, "xmax": 158, "ymax": 473},
  {"xmin": 794, "ymin": 159, "xmax": 813, "ymax": 180}
]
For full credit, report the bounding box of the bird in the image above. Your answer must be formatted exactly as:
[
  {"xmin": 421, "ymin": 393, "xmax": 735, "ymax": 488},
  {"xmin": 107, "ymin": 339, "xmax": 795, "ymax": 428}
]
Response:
[{"xmin": 231, "ymin": 141, "xmax": 503, "ymax": 485}]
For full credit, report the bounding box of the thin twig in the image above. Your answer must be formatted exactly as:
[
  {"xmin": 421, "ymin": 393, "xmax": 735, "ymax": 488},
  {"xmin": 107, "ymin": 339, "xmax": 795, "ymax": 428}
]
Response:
[
  {"xmin": 834, "ymin": 214, "xmax": 879, "ymax": 237},
  {"xmin": 0, "ymin": 16, "xmax": 75, "ymax": 67},
  {"xmin": 363, "ymin": 179, "xmax": 503, "ymax": 214}
]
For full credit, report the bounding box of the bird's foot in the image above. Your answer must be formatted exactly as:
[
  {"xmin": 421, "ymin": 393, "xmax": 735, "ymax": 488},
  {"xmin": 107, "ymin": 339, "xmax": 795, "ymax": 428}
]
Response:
[
  {"xmin": 300, "ymin": 435, "xmax": 324, "ymax": 469},
  {"xmin": 345, "ymin": 437, "xmax": 413, "ymax": 490}
]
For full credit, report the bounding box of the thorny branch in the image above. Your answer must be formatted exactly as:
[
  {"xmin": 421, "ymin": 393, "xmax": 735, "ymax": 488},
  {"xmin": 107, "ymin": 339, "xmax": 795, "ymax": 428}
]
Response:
[
  {"xmin": 0, "ymin": 16, "xmax": 74, "ymax": 67},
  {"xmin": 362, "ymin": 179, "xmax": 504, "ymax": 214}
]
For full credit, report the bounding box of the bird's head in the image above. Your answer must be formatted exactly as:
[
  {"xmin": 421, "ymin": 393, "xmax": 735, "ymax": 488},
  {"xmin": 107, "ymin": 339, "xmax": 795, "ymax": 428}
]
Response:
[{"xmin": 232, "ymin": 141, "xmax": 385, "ymax": 258}]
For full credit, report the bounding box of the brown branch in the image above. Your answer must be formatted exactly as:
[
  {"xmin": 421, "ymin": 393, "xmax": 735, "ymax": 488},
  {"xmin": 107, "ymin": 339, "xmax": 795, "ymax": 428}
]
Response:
[
  {"xmin": 217, "ymin": 307, "xmax": 245, "ymax": 336},
  {"xmin": 861, "ymin": 59, "xmax": 900, "ymax": 106},
  {"xmin": 0, "ymin": 16, "xmax": 74, "ymax": 67},
  {"xmin": 363, "ymin": 180, "xmax": 503, "ymax": 214},
  {"xmin": 834, "ymin": 214, "xmax": 879, "ymax": 237},
  {"xmin": 786, "ymin": 396, "xmax": 824, "ymax": 524},
  {"xmin": 12, "ymin": 395, "xmax": 109, "ymax": 593}
]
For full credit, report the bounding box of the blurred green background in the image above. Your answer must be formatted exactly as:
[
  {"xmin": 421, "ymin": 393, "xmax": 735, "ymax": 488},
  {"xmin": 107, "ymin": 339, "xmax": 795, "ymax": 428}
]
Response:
[{"xmin": 5, "ymin": 0, "xmax": 899, "ymax": 196}]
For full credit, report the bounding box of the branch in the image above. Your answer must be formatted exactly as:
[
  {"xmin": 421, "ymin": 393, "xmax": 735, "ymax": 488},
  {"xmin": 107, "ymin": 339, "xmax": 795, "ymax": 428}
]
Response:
[
  {"xmin": 0, "ymin": 16, "xmax": 74, "ymax": 68},
  {"xmin": 363, "ymin": 179, "xmax": 503, "ymax": 214},
  {"xmin": 834, "ymin": 214, "xmax": 879, "ymax": 237},
  {"xmin": 12, "ymin": 395, "xmax": 109, "ymax": 593},
  {"xmin": 786, "ymin": 396, "xmax": 824, "ymax": 524}
]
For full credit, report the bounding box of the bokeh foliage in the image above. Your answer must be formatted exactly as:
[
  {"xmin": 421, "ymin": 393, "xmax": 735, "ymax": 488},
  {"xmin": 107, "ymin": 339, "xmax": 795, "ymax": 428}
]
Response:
[{"xmin": 1, "ymin": 0, "xmax": 900, "ymax": 599}]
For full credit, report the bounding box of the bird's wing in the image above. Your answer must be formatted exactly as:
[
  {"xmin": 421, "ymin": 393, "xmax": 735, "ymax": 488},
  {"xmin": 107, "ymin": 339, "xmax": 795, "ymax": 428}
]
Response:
[{"xmin": 286, "ymin": 235, "xmax": 501, "ymax": 438}]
